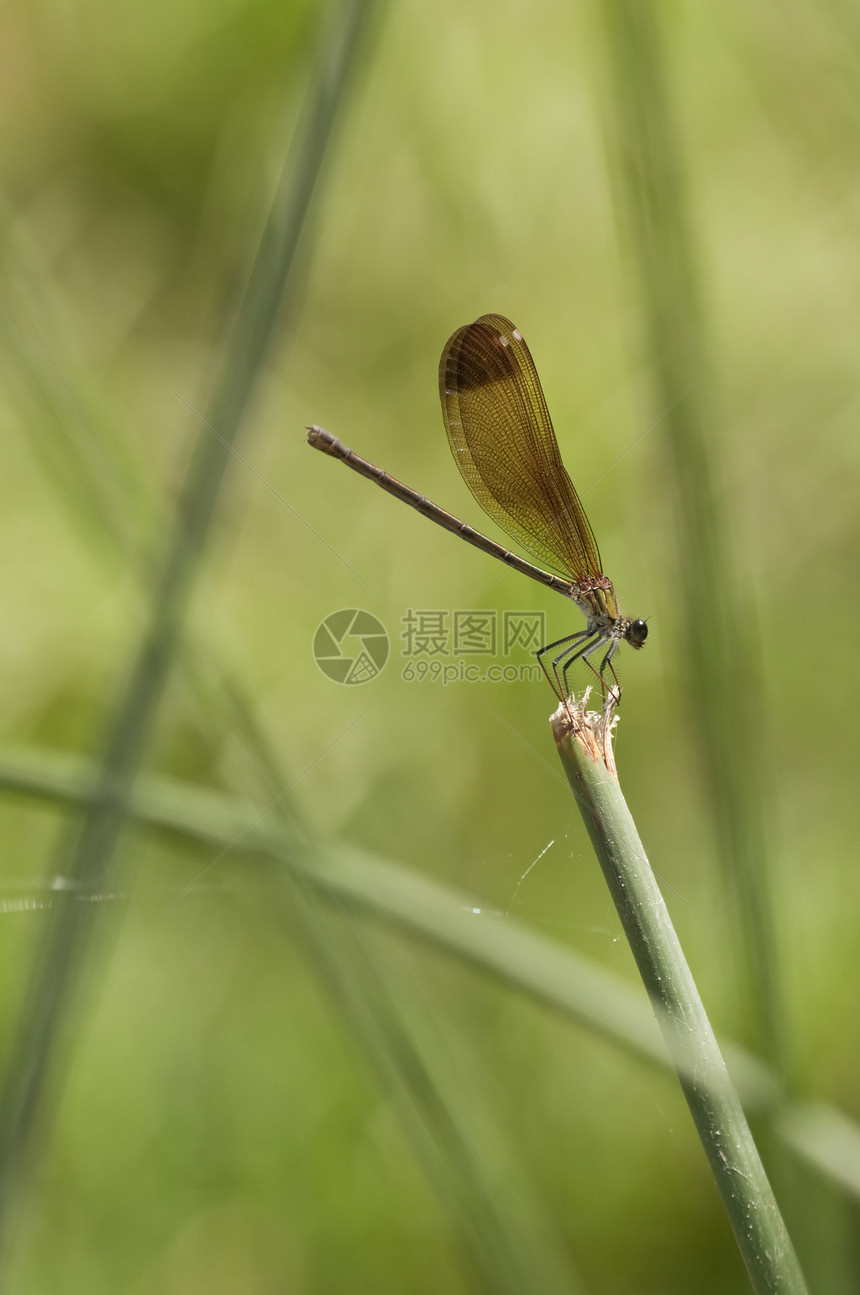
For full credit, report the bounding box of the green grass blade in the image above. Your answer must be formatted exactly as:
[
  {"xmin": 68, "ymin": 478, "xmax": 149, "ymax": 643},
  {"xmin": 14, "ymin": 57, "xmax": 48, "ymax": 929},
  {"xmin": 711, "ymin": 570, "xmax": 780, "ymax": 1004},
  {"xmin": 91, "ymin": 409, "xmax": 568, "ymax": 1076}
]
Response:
[
  {"xmin": 0, "ymin": 0, "xmax": 381, "ymax": 1254},
  {"xmin": 2, "ymin": 739, "xmax": 860, "ymax": 1219}
]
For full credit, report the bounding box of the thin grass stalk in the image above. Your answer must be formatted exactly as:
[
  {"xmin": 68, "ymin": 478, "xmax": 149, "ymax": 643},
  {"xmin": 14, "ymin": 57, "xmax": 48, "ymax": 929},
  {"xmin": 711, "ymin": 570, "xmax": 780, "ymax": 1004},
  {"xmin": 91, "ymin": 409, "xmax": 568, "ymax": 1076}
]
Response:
[
  {"xmin": 0, "ymin": 0, "xmax": 380, "ymax": 1255},
  {"xmin": 596, "ymin": 0, "xmax": 786, "ymax": 1070},
  {"xmin": 552, "ymin": 696, "xmax": 807, "ymax": 1294}
]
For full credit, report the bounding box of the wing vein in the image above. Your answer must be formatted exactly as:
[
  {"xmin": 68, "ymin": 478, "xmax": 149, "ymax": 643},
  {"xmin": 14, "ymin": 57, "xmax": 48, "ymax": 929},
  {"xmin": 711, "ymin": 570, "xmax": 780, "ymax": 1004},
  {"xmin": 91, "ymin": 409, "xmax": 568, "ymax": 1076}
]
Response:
[{"xmin": 439, "ymin": 314, "xmax": 603, "ymax": 581}]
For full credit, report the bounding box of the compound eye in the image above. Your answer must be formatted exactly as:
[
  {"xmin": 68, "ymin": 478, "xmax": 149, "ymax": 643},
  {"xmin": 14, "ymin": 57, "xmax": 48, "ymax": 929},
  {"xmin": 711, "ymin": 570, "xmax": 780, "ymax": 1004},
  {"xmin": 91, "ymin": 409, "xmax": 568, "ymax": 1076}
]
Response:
[{"xmin": 629, "ymin": 619, "xmax": 649, "ymax": 647}]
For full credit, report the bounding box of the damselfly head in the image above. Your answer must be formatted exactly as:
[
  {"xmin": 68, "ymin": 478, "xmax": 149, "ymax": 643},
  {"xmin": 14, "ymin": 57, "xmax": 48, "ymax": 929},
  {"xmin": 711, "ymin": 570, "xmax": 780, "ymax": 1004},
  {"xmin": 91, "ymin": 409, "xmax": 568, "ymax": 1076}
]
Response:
[{"xmin": 626, "ymin": 619, "xmax": 648, "ymax": 650}]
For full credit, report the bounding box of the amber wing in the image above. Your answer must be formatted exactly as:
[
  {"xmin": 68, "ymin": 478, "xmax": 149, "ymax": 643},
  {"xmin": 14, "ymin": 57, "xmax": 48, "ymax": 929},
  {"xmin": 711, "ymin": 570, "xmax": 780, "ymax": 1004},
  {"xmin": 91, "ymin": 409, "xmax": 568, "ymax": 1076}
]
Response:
[{"xmin": 438, "ymin": 314, "xmax": 603, "ymax": 581}]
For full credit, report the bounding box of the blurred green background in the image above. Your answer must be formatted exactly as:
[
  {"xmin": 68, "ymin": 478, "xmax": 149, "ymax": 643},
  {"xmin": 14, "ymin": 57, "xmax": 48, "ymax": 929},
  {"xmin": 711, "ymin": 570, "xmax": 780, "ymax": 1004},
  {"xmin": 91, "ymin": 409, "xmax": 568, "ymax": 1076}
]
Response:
[{"xmin": 1, "ymin": 0, "xmax": 859, "ymax": 1291}]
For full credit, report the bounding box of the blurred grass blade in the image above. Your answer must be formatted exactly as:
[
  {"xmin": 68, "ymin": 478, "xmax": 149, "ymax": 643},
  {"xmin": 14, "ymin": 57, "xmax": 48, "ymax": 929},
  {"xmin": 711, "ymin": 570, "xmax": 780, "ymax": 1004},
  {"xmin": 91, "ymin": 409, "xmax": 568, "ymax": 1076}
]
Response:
[
  {"xmin": 596, "ymin": 0, "xmax": 785, "ymax": 1070},
  {"xmin": 0, "ymin": 0, "xmax": 381, "ymax": 1255},
  {"xmin": 210, "ymin": 691, "xmax": 586, "ymax": 1295},
  {"xmin": 0, "ymin": 15, "xmax": 588, "ymax": 1282},
  {"xmin": 551, "ymin": 701, "xmax": 807, "ymax": 1294},
  {"xmin": 0, "ymin": 215, "xmax": 159, "ymax": 567},
  {"xmin": 3, "ymin": 739, "xmax": 860, "ymax": 1218},
  {"xmin": 279, "ymin": 903, "xmax": 586, "ymax": 1295},
  {"xmin": 0, "ymin": 3, "xmax": 588, "ymax": 1265}
]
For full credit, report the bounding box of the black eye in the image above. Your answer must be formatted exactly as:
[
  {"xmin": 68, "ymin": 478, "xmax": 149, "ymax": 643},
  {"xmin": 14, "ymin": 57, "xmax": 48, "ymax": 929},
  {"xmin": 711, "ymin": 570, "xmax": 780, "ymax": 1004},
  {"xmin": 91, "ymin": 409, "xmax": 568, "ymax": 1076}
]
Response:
[{"xmin": 628, "ymin": 619, "xmax": 648, "ymax": 647}]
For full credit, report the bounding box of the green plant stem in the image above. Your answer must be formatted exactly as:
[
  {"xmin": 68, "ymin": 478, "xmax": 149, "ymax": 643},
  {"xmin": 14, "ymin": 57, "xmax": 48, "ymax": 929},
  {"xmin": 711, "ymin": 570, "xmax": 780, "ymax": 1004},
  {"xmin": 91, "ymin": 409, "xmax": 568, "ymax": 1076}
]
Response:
[{"xmin": 552, "ymin": 700, "xmax": 807, "ymax": 1295}]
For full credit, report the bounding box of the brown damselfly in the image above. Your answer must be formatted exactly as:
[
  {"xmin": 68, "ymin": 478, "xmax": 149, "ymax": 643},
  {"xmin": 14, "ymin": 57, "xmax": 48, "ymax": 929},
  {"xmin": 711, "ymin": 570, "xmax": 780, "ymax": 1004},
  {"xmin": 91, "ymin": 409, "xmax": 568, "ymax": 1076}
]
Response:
[{"xmin": 307, "ymin": 313, "xmax": 647, "ymax": 704}]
